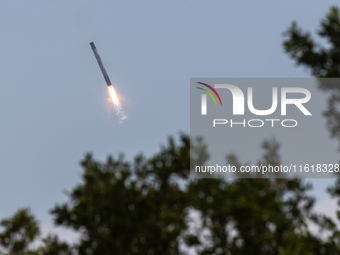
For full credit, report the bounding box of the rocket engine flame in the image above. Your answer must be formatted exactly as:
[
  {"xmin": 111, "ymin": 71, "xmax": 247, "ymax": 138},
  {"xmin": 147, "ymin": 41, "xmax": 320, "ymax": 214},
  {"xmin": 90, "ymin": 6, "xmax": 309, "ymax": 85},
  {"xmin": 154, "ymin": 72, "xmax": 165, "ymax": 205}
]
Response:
[
  {"xmin": 108, "ymin": 85, "xmax": 127, "ymax": 123},
  {"xmin": 108, "ymin": 85, "xmax": 119, "ymax": 105}
]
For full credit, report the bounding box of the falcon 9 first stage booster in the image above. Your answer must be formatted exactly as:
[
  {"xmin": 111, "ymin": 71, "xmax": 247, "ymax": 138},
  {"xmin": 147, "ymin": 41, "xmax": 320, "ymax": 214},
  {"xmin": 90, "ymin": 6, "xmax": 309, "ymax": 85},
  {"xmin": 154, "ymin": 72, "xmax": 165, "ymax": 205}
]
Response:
[{"xmin": 90, "ymin": 42, "xmax": 112, "ymax": 86}]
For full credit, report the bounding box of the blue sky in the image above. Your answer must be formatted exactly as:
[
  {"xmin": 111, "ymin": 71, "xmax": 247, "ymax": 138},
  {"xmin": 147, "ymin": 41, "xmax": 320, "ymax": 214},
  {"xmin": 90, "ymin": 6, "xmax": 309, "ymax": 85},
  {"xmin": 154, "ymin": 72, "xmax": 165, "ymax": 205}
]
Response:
[{"xmin": 1, "ymin": 0, "xmax": 339, "ymax": 241}]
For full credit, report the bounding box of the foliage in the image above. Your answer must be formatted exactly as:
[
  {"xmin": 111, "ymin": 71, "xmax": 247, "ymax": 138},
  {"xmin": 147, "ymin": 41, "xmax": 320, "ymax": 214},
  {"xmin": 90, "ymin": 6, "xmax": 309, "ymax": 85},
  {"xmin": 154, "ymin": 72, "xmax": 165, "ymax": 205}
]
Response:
[
  {"xmin": 0, "ymin": 133, "xmax": 339, "ymax": 255},
  {"xmin": 51, "ymin": 134, "xmax": 190, "ymax": 255},
  {"xmin": 0, "ymin": 208, "xmax": 39, "ymax": 255},
  {"xmin": 283, "ymin": 5, "xmax": 340, "ymax": 255},
  {"xmin": 283, "ymin": 6, "xmax": 340, "ymax": 144},
  {"xmin": 47, "ymin": 134, "xmax": 337, "ymax": 255}
]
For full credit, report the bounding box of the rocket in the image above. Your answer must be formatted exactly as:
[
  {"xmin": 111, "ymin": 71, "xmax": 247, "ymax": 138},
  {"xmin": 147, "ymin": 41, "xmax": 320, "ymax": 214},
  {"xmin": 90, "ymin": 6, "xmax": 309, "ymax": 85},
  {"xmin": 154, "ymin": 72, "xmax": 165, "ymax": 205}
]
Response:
[{"xmin": 90, "ymin": 42, "xmax": 112, "ymax": 86}]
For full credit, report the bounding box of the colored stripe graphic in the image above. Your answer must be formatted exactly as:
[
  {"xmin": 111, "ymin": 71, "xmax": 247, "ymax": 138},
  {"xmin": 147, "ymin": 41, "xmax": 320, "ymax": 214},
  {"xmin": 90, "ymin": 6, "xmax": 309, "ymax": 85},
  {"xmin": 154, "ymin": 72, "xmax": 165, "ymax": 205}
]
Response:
[
  {"xmin": 197, "ymin": 82, "xmax": 222, "ymax": 106},
  {"xmin": 196, "ymin": 87, "xmax": 217, "ymax": 105}
]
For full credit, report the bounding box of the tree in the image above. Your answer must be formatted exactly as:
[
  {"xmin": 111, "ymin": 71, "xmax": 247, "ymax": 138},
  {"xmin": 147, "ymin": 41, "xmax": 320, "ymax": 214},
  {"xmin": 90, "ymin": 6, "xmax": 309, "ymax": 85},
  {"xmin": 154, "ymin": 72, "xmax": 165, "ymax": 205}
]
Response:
[
  {"xmin": 0, "ymin": 209, "xmax": 73, "ymax": 255},
  {"xmin": 48, "ymin": 133, "xmax": 337, "ymax": 255},
  {"xmin": 35, "ymin": 235, "xmax": 73, "ymax": 255},
  {"xmin": 283, "ymin": 6, "xmax": 340, "ymax": 145},
  {"xmin": 283, "ymin": 5, "xmax": 340, "ymax": 254},
  {"xmin": 0, "ymin": 134, "xmax": 338, "ymax": 254},
  {"xmin": 51, "ymin": 134, "xmax": 190, "ymax": 255},
  {"xmin": 0, "ymin": 208, "xmax": 39, "ymax": 255},
  {"xmin": 187, "ymin": 139, "xmax": 338, "ymax": 255}
]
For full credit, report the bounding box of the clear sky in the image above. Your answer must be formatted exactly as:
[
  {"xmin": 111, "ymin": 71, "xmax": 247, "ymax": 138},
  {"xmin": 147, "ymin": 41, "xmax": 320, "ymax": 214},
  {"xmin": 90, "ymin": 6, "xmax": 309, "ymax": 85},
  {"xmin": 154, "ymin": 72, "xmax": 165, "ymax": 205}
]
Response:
[{"xmin": 1, "ymin": 0, "xmax": 339, "ymax": 241}]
